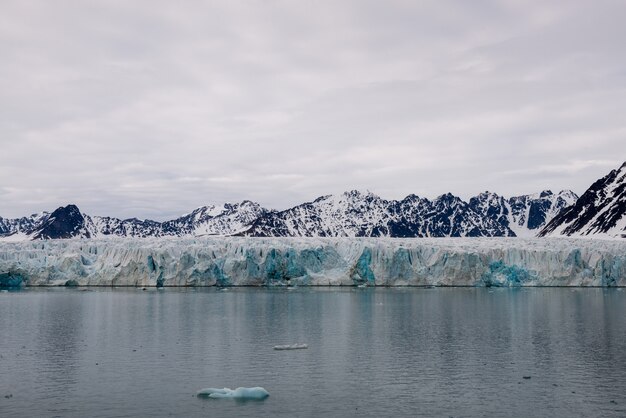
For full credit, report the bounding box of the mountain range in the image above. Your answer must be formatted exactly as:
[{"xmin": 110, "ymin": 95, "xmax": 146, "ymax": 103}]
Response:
[{"xmin": 1, "ymin": 162, "xmax": 624, "ymax": 240}]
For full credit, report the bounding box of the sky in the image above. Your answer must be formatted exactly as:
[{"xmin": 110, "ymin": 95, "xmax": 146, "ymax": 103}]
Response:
[{"xmin": 1, "ymin": 0, "xmax": 625, "ymax": 220}]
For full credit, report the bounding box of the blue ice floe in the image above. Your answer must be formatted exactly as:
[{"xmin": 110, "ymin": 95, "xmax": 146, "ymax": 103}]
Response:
[{"xmin": 196, "ymin": 387, "xmax": 269, "ymax": 400}]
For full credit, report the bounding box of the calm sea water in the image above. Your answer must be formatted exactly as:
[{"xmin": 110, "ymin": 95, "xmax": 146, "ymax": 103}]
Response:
[{"xmin": 0, "ymin": 287, "xmax": 625, "ymax": 417}]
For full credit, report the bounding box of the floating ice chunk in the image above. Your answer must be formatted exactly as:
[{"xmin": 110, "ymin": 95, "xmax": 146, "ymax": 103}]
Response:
[
  {"xmin": 196, "ymin": 387, "xmax": 269, "ymax": 400},
  {"xmin": 273, "ymin": 343, "xmax": 308, "ymax": 350}
]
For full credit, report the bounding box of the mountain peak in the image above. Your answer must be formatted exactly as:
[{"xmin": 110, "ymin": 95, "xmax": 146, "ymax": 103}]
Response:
[
  {"xmin": 32, "ymin": 204, "xmax": 88, "ymax": 240},
  {"xmin": 436, "ymin": 192, "xmax": 461, "ymax": 202},
  {"xmin": 540, "ymin": 161, "xmax": 626, "ymax": 237},
  {"xmin": 54, "ymin": 204, "xmax": 81, "ymax": 214},
  {"xmin": 342, "ymin": 189, "xmax": 378, "ymax": 199}
]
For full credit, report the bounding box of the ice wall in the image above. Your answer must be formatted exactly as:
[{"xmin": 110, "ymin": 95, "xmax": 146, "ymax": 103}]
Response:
[{"xmin": 0, "ymin": 237, "xmax": 624, "ymax": 287}]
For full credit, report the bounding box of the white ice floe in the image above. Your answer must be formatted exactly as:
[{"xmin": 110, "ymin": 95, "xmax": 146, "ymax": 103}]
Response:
[
  {"xmin": 196, "ymin": 387, "xmax": 269, "ymax": 400},
  {"xmin": 0, "ymin": 237, "xmax": 625, "ymax": 287},
  {"xmin": 273, "ymin": 343, "xmax": 308, "ymax": 350}
]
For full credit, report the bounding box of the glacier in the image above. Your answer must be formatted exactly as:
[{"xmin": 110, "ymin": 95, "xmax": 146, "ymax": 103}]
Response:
[{"xmin": 0, "ymin": 237, "xmax": 624, "ymax": 287}]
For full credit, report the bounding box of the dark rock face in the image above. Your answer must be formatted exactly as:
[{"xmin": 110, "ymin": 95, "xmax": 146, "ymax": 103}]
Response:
[
  {"xmin": 32, "ymin": 205, "xmax": 89, "ymax": 240},
  {"xmin": 527, "ymin": 198, "xmax": 551, "ymax": 230},
  {"xmin": 540, "ymin": 162, "xmax": 626, "ymax": 237}
]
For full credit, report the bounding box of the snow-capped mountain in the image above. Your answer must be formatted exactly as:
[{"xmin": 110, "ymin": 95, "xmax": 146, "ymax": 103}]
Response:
[
  {"xmin": 469, "ymin": 190, "xmax": 578, "ymax": 238},
  {"xmin": 0, "ymin": 201, "xmax": 268, "ymax": 240},
  {"xmin": 85, "ymin": 200, "xmax": 268, "ymax": 238},
  {"xmin": 160, "ymin": 200, "xmax": 268, "ymax": 236},
  {"xmin": 242, "ymin": 191, "xmax": 400, "ymax": 237},
  {"xmin": 0, "ymin": 186, "xmax": 585, "ymax": 241},
  {"xmin": 242, "ymin": 189, "xmax": 575, "ymax": 238},
  {"xmin": 0, "ymin": 211, "xmax": 49, "ymax": 240},
  {"xmin": 540, "ymin": 162, "xmax": 626, "ymax": 238},
  {"xmin": 32, "ymin": 205, "xmax": 91, "ymax": 240}
]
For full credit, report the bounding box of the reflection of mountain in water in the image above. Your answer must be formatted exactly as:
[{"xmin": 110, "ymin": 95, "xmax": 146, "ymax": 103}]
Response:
[{"xmin": 35, "ymin": 292, "xmax": 84, "ymax": 394}]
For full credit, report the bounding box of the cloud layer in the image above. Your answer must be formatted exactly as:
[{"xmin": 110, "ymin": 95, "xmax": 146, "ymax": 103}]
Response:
[{"xmin": 1, "ymin": 0, "xmax": 625, "ymax": 219}]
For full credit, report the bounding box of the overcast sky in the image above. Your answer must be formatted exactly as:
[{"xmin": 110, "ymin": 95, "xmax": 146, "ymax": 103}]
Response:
[{"xmin": 1, "ymin": 0, "xmax": 625, "ymax": 220}]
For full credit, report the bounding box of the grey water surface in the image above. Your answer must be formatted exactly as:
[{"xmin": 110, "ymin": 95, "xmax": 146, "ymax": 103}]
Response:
[{"xmin": 0, "ymin": 287, "xmax": 625, "ymax": 417}]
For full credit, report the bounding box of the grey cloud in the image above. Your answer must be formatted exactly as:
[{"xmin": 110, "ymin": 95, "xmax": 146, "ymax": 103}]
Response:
[{"xmin": 1, "ymin": 0, "xmax": 625, "ymax": 219}]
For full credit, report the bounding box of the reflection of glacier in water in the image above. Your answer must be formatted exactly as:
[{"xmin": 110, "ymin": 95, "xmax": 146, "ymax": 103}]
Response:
[{"xmin": 0, "ymin": 237, "xmax": 625, "ymax": 287}]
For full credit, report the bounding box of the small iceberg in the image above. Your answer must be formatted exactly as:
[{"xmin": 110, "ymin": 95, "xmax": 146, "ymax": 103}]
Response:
[
  {"xmin": 273, "ymin": 343, "xmax": 308, "ymax": 350},
  {"xmin": 196, "ymin": 387, "xmax": 269, "ymax": 400}
]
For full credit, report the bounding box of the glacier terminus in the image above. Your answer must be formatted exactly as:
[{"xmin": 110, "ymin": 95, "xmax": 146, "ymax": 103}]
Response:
[{"xmin": 1, "ymin": 237, "xmax": 624, "ymax": 288}]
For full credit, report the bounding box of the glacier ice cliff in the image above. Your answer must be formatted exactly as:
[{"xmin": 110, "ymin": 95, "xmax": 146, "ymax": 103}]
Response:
[{"xmin": 0, "ymin": 237, "xmax": 624, "ymax": 287}]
